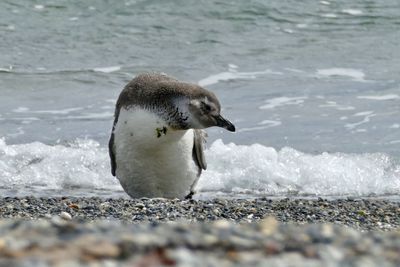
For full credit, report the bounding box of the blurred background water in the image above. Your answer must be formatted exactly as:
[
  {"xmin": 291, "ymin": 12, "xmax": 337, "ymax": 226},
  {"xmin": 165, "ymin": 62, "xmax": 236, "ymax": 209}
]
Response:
[{"xmin": 0, "ymin": 0, "xmax": 399, "ymax": 198}]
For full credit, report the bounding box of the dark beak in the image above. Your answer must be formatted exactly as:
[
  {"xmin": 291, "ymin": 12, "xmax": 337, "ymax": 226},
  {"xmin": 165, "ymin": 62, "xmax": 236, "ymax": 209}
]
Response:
[{"xmin": 215, "ymin": 115, "xmax": 235, "ymax": 132}]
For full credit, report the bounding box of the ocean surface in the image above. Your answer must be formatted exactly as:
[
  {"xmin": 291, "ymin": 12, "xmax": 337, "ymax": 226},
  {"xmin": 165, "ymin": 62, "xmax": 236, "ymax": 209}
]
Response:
[{"xmin": 0, "ymin": 0, "xmax": 399, "ymax": 199}]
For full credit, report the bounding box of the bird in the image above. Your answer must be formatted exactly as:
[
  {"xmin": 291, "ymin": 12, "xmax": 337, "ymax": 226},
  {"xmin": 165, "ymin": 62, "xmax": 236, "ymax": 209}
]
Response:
[{"xmin": 108, "ymin": 73, "xmax": 235, "ymax": 199}]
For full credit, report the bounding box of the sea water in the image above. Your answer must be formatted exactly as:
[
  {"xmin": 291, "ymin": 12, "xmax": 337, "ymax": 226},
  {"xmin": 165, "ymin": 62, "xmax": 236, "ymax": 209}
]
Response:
[{"xmin": 0, "ymin": 0, "xmax": 399, "ymax": 198}]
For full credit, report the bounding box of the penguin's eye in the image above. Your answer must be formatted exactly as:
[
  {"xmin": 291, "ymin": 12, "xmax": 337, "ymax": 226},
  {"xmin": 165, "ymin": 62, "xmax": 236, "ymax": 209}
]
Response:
[{"xmin": 202, "ymin": 102, "xmax": 212, "ymax": 112}]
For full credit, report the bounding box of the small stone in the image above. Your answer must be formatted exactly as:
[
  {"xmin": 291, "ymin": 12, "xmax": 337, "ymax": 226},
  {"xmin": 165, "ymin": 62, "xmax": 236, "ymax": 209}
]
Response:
[
  {"xmin": 68, "ymin": 203, "xmax": 80, "ymax": 210},
  {"xmin": 99, "ymin": 202, "xmax": 111, "ymax": 210},
  {"xmin": 0, "ymin": 238, "xmax": 6, "ymax": 250},
  {"xmin": 320, "ymin": 224, "xmax": 334, "ymax": 240},
  {"xmin": 260, "ymin": 216, "xmax": 278, "ymax": 236},
  {"xmin": 135, "ymin": 203, "xmax": 145, "ymax": 209},
  {"xmin": 264, "ymin": 240, "xmax": 282, "ymax": 255},
  {"xmin": 213, "ymin": 220, "xmax": 231, "ymax": 229},
  {"xmin": 60, "ymin": 211, "xmax": 72, "ymax": 220},
  {"xmin": 303, "ymin": 245, "xmax": 318, "ymax": 258},
  {"xmin": 83, "ymin": 241, "xmax": 121, "ymax": 259}
]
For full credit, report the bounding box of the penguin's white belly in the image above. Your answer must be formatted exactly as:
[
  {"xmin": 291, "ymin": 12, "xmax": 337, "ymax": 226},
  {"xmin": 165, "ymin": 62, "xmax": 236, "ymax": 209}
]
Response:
[{"xmin": 113, "ymin": 108, "xmax": 198, "ymax": 198}]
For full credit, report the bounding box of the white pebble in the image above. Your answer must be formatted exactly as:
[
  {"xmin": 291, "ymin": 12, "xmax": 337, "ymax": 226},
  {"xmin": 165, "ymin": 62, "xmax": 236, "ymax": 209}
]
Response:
[
  {"xmin": 60, "ymin": 211, "xmax": 72, "ymax": 220},
  {"xmin": 213, "ymin": 220, "xmax": 231, "ymax": 229}
]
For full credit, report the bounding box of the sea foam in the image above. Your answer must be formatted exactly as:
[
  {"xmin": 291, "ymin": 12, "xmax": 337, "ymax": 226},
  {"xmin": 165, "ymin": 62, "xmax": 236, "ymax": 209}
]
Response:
[
  {"xmin": 342, "ymin": 9, "xmax": 363, "ymax": 16},
  {"xmin": 0, "ymin": 138, "xmax": 399, "ymax": 198},
  {"xmin": 199, "ymin": 140, "xmax": 400, "ymax": 197},
  {"xmin": 259, "ymin": 97, "xmax": 307, "ymax": 110},
  {"xmin": 357, "ymin": 94, "xmax": 400, "ymax": 101},
  {"xmin": 93, "ymin": 66, "xmax": 121, "ymax": 73},
  {"xmin": 0, "ymin": 139, "xmax": 120, "ymax": 196},
  {"xmin": 316, "ymin": 68, "xmax": 366, "ymax": 82},
  {"xmin": 198, "ymin": 68, "xmax": 282, "ymax": 87}
]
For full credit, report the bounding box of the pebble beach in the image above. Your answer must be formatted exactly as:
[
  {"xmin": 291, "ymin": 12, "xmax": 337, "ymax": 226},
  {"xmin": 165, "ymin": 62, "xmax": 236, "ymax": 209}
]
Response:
[
  {"xmin": 2, "ymin": 0, "xmax": 400, "ymax": 266},
  {"xmin": 0, "ymin": 197, "xmax": 399, "ymax": 266}
]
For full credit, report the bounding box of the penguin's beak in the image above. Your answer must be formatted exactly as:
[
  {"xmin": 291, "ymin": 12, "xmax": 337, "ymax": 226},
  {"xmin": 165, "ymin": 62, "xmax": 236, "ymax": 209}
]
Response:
[{"xmin": 214, "ymin": 115, "xmax": 235, "ymax": 132}]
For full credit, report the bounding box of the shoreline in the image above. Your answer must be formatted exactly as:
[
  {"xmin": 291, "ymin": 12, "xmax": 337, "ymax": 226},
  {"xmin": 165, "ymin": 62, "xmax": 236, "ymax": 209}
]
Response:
[
  {"xmin": 0, "ymin": 218, "xmax": 399, "ymax": 267},
  {"xmin": 1, "ymin": 197, "xmax": 399, "ymax": 231},
  {"xmin": 0, "ymin": 197, "xmax": 399, "ymax": 266}
]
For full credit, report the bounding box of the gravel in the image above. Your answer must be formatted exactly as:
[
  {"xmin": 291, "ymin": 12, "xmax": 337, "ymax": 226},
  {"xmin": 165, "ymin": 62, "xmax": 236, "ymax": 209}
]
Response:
[
  {"xmin": 0, "ymin": 217, "xmax": 399, "ymax": 266},
  {"xmin": 0, "ymin": 197, "xmax": 399, "ymax": 266},
  {"xmin": 0, "ymin": 197, "xmax": 398, "ymax": 231}
]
